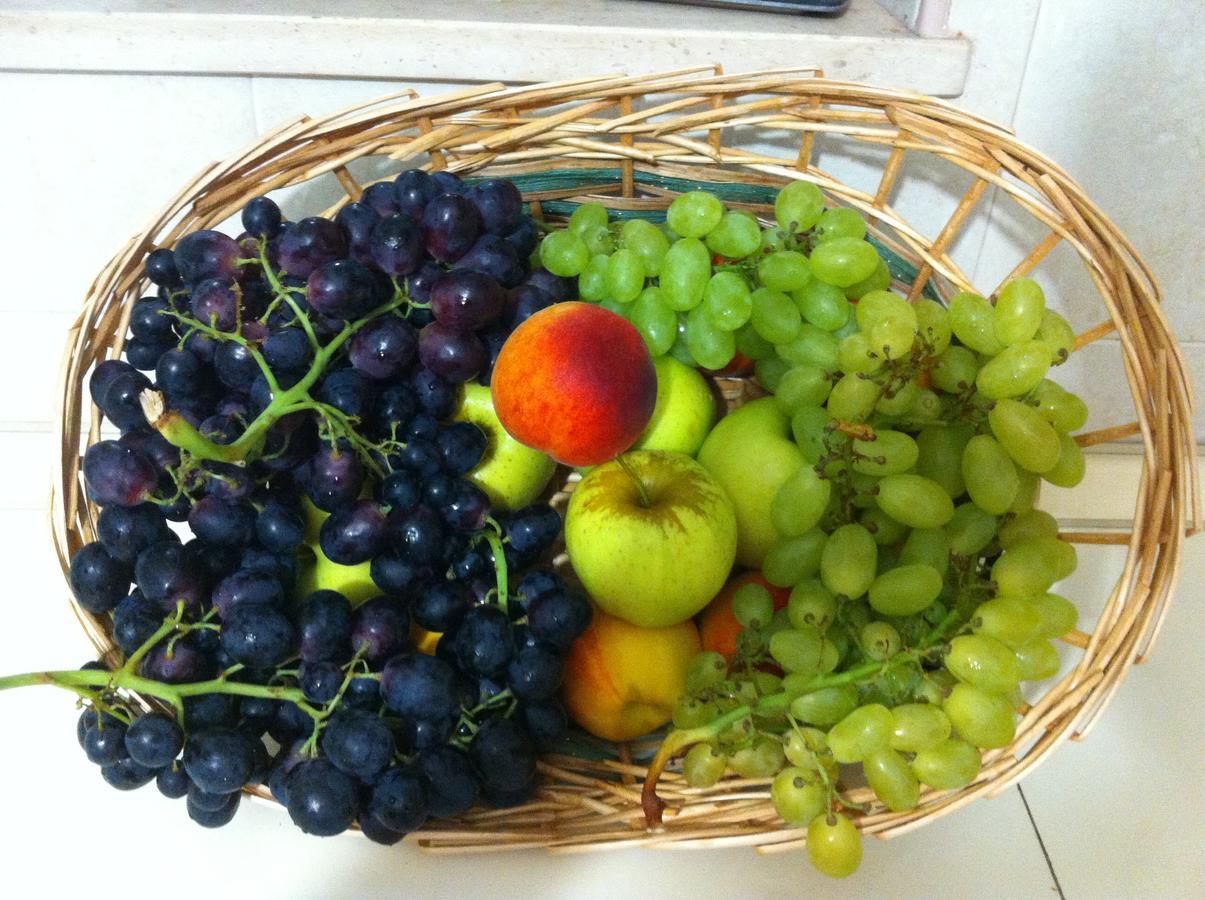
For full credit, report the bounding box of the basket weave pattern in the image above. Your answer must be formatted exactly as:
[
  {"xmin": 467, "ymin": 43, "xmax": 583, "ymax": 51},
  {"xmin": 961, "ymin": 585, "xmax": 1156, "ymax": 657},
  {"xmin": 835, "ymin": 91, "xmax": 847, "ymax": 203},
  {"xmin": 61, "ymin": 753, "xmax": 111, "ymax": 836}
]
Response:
[{"xmin": 54, "ymin": 68, "xmax": 1198, "ymax": 854}]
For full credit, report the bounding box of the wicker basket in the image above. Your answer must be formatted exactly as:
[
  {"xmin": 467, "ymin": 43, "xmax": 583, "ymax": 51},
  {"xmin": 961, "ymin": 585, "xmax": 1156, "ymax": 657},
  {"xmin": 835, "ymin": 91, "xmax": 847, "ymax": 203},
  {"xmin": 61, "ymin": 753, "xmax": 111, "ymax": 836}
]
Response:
[{"xmin": 54, "ymin": 68, "xmax": 1198, "ymax": 855}]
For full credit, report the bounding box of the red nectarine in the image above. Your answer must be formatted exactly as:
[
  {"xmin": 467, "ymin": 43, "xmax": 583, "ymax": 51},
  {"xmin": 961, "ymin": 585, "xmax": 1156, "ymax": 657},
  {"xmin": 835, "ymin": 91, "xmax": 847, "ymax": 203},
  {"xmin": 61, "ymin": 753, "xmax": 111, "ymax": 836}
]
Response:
[{"xmin": 490, "ymin": 302, "xmax": 657, "ymax": 467}]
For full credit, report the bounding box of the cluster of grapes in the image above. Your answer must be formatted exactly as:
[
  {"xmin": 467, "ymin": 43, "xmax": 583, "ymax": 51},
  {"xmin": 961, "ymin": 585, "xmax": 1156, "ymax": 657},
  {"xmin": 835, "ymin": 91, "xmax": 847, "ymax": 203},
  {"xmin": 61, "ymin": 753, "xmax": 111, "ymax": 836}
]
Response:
[
  {"xmin": 62, "ymin": 169, "xmax": 592, "ymax": 839},
  {"xmin": 635, "ymin": 188, "xmax": 1088, "ymax": 878}
]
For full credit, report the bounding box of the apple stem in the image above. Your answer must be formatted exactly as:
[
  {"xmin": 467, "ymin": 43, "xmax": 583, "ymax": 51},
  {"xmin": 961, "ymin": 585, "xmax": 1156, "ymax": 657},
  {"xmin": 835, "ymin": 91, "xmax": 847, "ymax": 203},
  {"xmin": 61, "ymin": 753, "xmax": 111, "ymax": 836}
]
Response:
[{"xmin": 615, "ymin": 454, "xmax": 652, "ymax": 508}]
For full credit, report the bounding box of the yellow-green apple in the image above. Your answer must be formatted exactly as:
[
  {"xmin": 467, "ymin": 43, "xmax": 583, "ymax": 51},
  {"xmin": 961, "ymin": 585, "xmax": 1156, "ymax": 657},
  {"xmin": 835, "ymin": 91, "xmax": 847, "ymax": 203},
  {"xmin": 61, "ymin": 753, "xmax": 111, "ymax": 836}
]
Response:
[
  {"xmin": 565, "ymin": 449, "xmax": 737, "ymax": 628},
  {"xmin": 454, "ymin": 383, "xmax": 557, "ymax": 511},
  {"xmin": 294, "ymin": 498, "xmax": 378, "ymax": 605},
  {"xmin": 698, "ymin": 397, "xmax": 804, "ymax": 568},
  {"xmin": 561, "ymin": 608, "xmax": 701, "ymax": 741},
  {"xmin": 631, "ymin": 355, "xmax": 717, "ymax": 457}
]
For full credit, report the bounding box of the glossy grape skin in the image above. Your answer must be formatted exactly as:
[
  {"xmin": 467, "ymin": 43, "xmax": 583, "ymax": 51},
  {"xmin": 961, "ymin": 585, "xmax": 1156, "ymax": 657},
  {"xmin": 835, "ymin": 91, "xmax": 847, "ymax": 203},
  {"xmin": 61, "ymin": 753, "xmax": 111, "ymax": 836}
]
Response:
[
  {"xmin": 868, "ymin": 564, "xmax": 943, "ymax": 616},
  {"xmin": 318, "ymin": 500, "xmax": 388, "ymax": 566},
  {"xmin": 286, "ymin": 759, "xmax": 360, "ymax": 837},
  {"xmin": 305, "ymin": 447, "xmax": 364, "ymax": 512},
  {"xmin": 976, "ymin": 340, "xmax": 1052, "ymax": 399},
  {"xmin": 876, "ymin": 474, "xmax": 955, "ymax": 528},
  {"xmin": 220, "ymin": 604, "xmax": 295, "ymax": 669},
  {"xmin": 381, "ymin": 652, "xmax": 459, "ymax": 721},
  {"xmin": 466, "ymin": 178, "xmax": 523, "ymax": 234},
  {"xmin": 174, "ymin": 230, "xmax": 241, "ymax": 283},
  {"xmin": 124, "ymin": 713, "xmax": 184, "ymax": 769},
  {"xmin": 83, "ymin": 441, "xmax": 158, "ymax": 508},
  {"xmin": 775, "ymin": 181, "xmax": 824, "ymax": 232},
  {"xmin": 453, "ymin": 605, "xmax": 514, "ymax": 677},
  {"xmin": 182, "ymin": 728, "xmax": 256, "ymax": 795},
  {"xmin": 69, "ymin": 542, "xmax": 132, "ymax": 614},
  {"xmin": 145, "ymin": 247, "xmax": 183, "ymax": 287},
  {"xmin": 101, "ymin": 758, "xmax": 157, "ymax": 792},
  {"xmin": 133, "ymin": 541, "xmax": 209, "ymax": 612},
  {"xmin": 348, "ymin": 596, "xmax": 410, "ymax": 665},
  {"xmin": 418, "ymin": 322, "xmax": 486, "ymax": 383},
  {"xmin": 526, "ymin": 590, "xmax": 592, "ymax": 650},
  {"xmin": 961, "ymin": 434, "xmax": 1020, "ymax": 515},
  {"xmin": 469, "ymin": 716, "xmax": 538, "ymax": 796},
  {"xmin": 430, "ymin": 269, "xmax": 505, "ymax": 330},
  {"xmin": 911, "ymin": 738, "xmax": 982, "ymax": 789},
  {"xmin": 944, "ymin": 683, "xmax": 1017, "ymax": 749},
  {"xmin": 422, "ymin": 193, "xmax": 481, "ymax": 262},
  {"xmin": 277, "ymin": 217, "xmax": 348, "ymax": 278},
  {"xmin": 807, "ymin": 812, "xmax": 863, "ymax": 878},
  {"xmin": 946, "ymin": 634, "xmax": 1021, "ymax": 694},
  {"xmin": 864, "ymin": 747, "xmax": 920, "ymax": 811},
  {"xmin": 993, "ymin": 277, "xmax": 1045, "ymax": 345},
  {"xmin": 820, "ymin": 524, "xmax": 877, "ymax": 600}
]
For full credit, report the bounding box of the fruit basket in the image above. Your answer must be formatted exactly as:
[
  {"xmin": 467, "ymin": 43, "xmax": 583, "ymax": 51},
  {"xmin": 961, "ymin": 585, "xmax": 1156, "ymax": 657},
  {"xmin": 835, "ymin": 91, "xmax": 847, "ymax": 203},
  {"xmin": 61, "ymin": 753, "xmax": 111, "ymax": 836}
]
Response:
[{"xmin": 53, "ymin": 67, "xmax": 1197, "ymax": 854}]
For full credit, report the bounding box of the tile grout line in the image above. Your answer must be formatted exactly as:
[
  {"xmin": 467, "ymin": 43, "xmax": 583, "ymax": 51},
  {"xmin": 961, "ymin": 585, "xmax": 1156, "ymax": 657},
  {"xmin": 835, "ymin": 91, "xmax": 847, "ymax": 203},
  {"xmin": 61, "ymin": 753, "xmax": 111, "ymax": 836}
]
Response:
[{"xmin": 1017, "ymin": 785, "xmax": 1066, "ymax": 899}]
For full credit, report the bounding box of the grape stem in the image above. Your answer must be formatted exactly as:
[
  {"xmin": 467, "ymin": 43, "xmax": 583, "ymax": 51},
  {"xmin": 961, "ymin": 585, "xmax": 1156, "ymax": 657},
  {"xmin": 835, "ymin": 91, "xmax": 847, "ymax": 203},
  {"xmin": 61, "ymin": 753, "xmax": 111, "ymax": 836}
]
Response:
[{"xmin": 482, "ymin": 527, "xmax": 509, "ymax": 616}]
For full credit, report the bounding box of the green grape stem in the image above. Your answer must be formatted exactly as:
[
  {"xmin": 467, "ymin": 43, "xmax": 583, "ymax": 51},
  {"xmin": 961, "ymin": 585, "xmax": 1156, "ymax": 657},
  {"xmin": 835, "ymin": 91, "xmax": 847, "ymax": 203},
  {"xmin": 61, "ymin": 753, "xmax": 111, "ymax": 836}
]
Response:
[{"xmin": 482, "ymin": 527, "xmax": 510, "ymax": 616}]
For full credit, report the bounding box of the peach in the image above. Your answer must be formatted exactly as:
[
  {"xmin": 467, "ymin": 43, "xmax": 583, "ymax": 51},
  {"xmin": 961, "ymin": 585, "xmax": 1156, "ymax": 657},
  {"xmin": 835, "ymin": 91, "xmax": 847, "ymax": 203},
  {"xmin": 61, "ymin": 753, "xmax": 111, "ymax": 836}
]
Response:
[
  {"xmin": 491, "ymin": 302, "xmax": 657, "ymax": 467},
  {"xmin": 561, "ymin": 607, "xmax": 701, "ymax": 742},
  {"xmin": 698, "ymin": 572, "xmax": 790, "ymax": 662}
]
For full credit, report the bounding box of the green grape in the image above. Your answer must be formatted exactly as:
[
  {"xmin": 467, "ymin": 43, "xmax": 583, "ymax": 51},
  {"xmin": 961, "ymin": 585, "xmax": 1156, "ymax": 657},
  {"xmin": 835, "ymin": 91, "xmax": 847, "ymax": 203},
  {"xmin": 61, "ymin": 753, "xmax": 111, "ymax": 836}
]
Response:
[
  {"xmin": 1039, "ymin": 536, "xmax": 1077, "ymax": 580},
  {"xmin": 1035, "ymin": 308, "xmax": 1076, "ymax": 364},
  {"xmin": 890, "ymin": 703, "xmax": 952, "ymax": 753},
  {"xmin": 869, "ymin": 318, "xmax": 918, "ymax": 360},
  {"xmin": 685, "ymin": 651, "xmax": 728, "ymax": 693},
  {"xmin": 778, "ymin": 324, "xmax": 840, "ymax": 372},
  {"xmin": 788, "ymin": 579, "xmax": 836, "ymax": 631},
  {"xmin": 620, "ymin": 218, "xmax": 669, "ymax": 277},
  {"xmin": 820, "ymin": 524, "xmax": 877, "ymax": 599},
  {"xmin": 807, "ymin": 813, "xmax": 863, "ymax": 879},
  {"xmin": 791, "ymin": 405, "xmax": 832, "ymax": 463},
  {"xmin": 1044, "ymin": 433, "xmax": 1085, "ymax": 488},
  {"xmin": 668, "ymin": 325, "xmax": 698, "ymax": 368},
  {"xmin": 961, "ymin": 434, "xmax": 1020, "ymax": 515},
  {"xmin": 683, "ymin": 743, "xmax": 727, "ymax": 787},
  {"xmin": 755, "ymin": 355, "xmax": 791, "ymax": 392},
  {"xmin": 1031, "ymin": 380, "xmax": 1089, "ymax": 433},
  {"xmin": 864, "ymin": 748, "xmax": 920, "ymax": 811},
  {"xmin": 973, "ymin": 597, "xmax": 1043, "ymax": 648},
  {"xmin": 760, "ymin": 226, "xmax": 786, "ymax": 252},
  {"xmin": 735, "ymin": 321, "xmax": 776, "ymax": 360},
  {"xmin": 815, "ymin": 206, "xmax": 867, "ymax": 242},
  {"xmin": 876, "ymin": 474, "xmax": 955, "ymax": 528},
  {"xmin": 945, "ymin": 502, "xmax": 998, "ymax": 556},
  {"xmin": 771, "ymin": 768, "xmax": 827, "ymax": 825},
  {"xmin": 837, "ymin": 332, "xmax": 883, "ymax": 375},
  {"xmin": 909, "ymin": 388, "xmax": 943, "ymax": 421},
  {"xmin": 771, "ymin": 465, "xmax": 832, "ymax": 536},
  {"xmin": 784, "ymin": 727, "xmax": 837, "ymax": 775},
  {"xmin": 915, "ymin": 425, "xmax": 972, "ymax": 498},
  {"xmin": 728, "ymin": 737, "xmax": 786, "ymax": 779},
  {"xmin": 844, "ymin": 257, "xmax": 891, "ymax": 300},
  {"xmin": 673, "ymin": 696, "xmax": 718, "ymax": 729},
  {"xmin": 702, "ymin": 271, "xmax": 753, "ymax": 331},
  {"xmin": 604, "ymin": 247, "xmax": 645, "ymax": 303},
  {"xmin": 705, "ymin": 210, "xmax": 762, "ymax": 259},
  {"xmin": 577, "ymin": 253, "xmax": 611, "ymax": 302},
  {"xmin": 790, "ymin": 686, "xmax": 858, "ymax": 728},
  {"xmin": 810, "ymin": 238, "xmax": 879, "ymax": 287},
  {"xmin": 1031, "ymin": 592, "xmax": 1078, "ymax": 639},
  {"xmin": 538, "ymin": 230, "xmax": 590, "ymax": 276},
  {"xmin": 827, "ymin": 374, "xmax": 880, "ymax": 422},
  {"xmin": 775, "ymin": 180, "xmax": 825, "ymax": 232},
  {"xmin": 931, "ymin": 345, "xmax": 980, "ymax": 393},
  {"xmin": 861, "ymin": 507, "xmax": 908, "ymax": 546},
  {"xmin": 764, "ymin": 529, "xmax": 828, "ymax": 587},
  {"xmin": 774, "ymin": 365, "xmax": 832, "ymax": 412},
  {"xmin": 827, "ymin": 704, "xmax": 893, "ymax": 763},
  {"xmin": 945, "ymin": 634, "xmax": 1021, "ymax": 693},
  {"xmin": 733, "ymin": 582, "xmax": 774, "ymax": 629},
  {"xmin": 868, "ymin": 564, "xmax": 943, "ymax": 616},
  {"xmin": 943, "ymin": 684, "xmax": 1016, "ymax": 749},
  {"xmin": 993, "ymin": 277, "xmax": 1046, "ymax": 345},
  {"xmin": 599, "ymin": 297, "xmax": 629, "ymax": 319},
  {"xmin": 852, "ymin": 430, "xmax": 919, "ymax": 476},
  {"xmin": 991, "ymin": 541, "xmax": 1059, "ymax": 597},
  {"xmin": 631, "ymin": 287, "xmax": 677, "ymax": 355},
  {"xmin": 568, "ymin": 202, "xmax": 609, "ymax": 234},
  {"xmin": 912, "ymin": 738, "xmax": 981, "ymax": 789},
  {"xmin": 1015, "ymin": 639, "xmax": 1060, "ymax": 681},
  {"xmin": 1010, "ymin": 469, "xmax": 1040, "ymax": 513},
  {"xmin": 759, "ymin": 250, "xmax": 811, "ymax": 292},
  {"xmin": 914, "ymin": 298, "xmax": 952, "ymax": 354},
  {"xmin": 851, "ymin": 471, "xmax": 880, "ymax": 509},
  {"xmin": 770, "ymin": 626, "xmax": 824, "ymax": 674},
  {"xmin": 949, "ymin": 292, "xmax": 1004, "ymax": 355},
  {"xmin": 660, "ymin": 237, "xmax": 712, "ymax": 311},
  {"xmin": 900, "ymin": 527, "xmax": 950, "ymax": 575},
  {"xmin": 999, "ymin": 509, "xmax": 1058, "ymax": 548},
  {"xmin": 685, "ymin": 307, "xmax": 736, "ymax": 370},
  {"xmin": 667, "ymin": 190, "xmax": 724, "ymax": 238},
  {"xmin": 860, "ymin": 620, "xmax": 901, "ymax": 661},
  {"xmin": 581, "ymin": 223, "xmax": 615, "ymax": 256},
  {"xmin": 875, "ymin": 379, "xmax": 920, "ymax": 416},
  {"xmin": 975, "ymin": 340, "xmax": 1052, "ymax": 399},
  {"xmin": 792, "ymin": 280, "xmax": 850, "ymax": 332},
  {"xmin": 750, "ymin": 287, "xmax": 803, "ymax": 344},
  {"xmin": 989, "ymin": 398, "xmax": 1061, "ymax": 473},
  {"xmin": 855, "ymin": 290, "xmax": 916, "ymax": 331}
]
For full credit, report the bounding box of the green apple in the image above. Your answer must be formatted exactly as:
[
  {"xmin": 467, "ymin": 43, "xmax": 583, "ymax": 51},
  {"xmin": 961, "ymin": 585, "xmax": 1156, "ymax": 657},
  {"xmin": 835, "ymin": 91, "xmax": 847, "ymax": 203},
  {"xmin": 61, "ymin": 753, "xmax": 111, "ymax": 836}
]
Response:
[
  {"xmin": 455, "ymin": 383, "xmax": 557, "ymax": 511},
  {"xmin": 697, "ymin": 397, "xmax": 804, "ymax": 568},
  {"xmin": 632, "ymin": 356, "xmax": 717, "ymax": 457},
  {"xmin": 294, "ymin": 498, "xmax": 379, "ymax": 605},
  {"xmin": 565, "ymin": 449, "xmax": 737, "ymax": 628}
]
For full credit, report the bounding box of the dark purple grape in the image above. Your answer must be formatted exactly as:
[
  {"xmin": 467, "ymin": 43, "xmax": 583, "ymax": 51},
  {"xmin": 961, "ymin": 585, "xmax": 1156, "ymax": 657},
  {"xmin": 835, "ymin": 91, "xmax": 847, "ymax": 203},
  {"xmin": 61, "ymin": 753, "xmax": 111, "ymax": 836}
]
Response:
[
  {"xmin": 239, "ymin": 695, "xmax": 278, "ymax": 734},
  {"xmin": 262, "ymin": 326, "xmax": 313, "ymax": 375},
  {"xmin": 510, "ymin": 283, "xmax": 555, "ymax": 325},
  {"xmin": 83, "ymin": 440, "xmax": 157, "ymax": 507},
  {"xmin": 451, "ymin": 233, "xmax": 525, "ymax": 287},
  {"xmin": 183, "ymin": 331, "xmax": 218, "ymax": 364},
  {"xmin": 362, "ymin": 181, "xmax": 400, "ymax": 217},
  {"xmin": 190, "ymin": 278, "xmax": 240, "ymax": 331},
  {"xmin": 405, "ymin": 412, "xmax": 440, "ymax": 442},
  {"xmin": 430, "ymin": 270, "xmax": 505, "ymax": 331},
  {"xmin": 453, "ymin": 605, "xmax": 513, "ymax": 677},
  {"xmin": 125, "ymin": 713, "xmax": 184, "ymax": 768},
  {"xmin": 145, "ymin": 248, "xmax": 182, "ymax": 287},
  {"xmin": 430, "ymin": 171, "xmax": 466, "ymax": 195},
  {"xmin": 378, "ymin": 470, "xmax": 421, "ymax": 514},
  {"xmin": 442, "ymin": 480, "xmax": 491, "ymax": 533},
  {"xmin": 255, "ymin": 500, "xmax": 305, "ymax": 553},
  {"xmin": 319, "ymin": 499, "xmax": 388, "ymax": 565},
  {"xmin": 394, "ymin": 437, "xmax": 443, "ymax": 477},
  {"xmin": 336, "ymin": 201, "xmax": 382, "ymax": 263},
  {"xmin": 141, "ymin": 635, "xmax": 216, "ymax": 683},
  {"xmin": 84, "ymin": 720, "xmax": 129, "ymax": 765},
  {"xmin": 469, "ymin": 717, "xmax": 537, "ymax": 794},
  {"xmin": 501, "ymin": 505, "xmax": 563, "ymax": 567},
  {"xmin": 372, "ymin": 383, "xmax": 418, "ymax": 436},
  {"xmin": 436, "ymin": 422, "xmax": 487, "ymax": 475},
  {"xmin": 524, "ymin": 267, "xmax": 574, "ymax": 302},
  {"xmin": 516, "ymin": 570, "xmax": 565, "ymax": 605},
  {"xmin": 277, "ymin": 217, "xmax": 348, "ymax": 278},
  {"xmin": 466, "ymin": 178, "xmax": 523, "ymax": 235},
  {"xmin": 242, "ymin": 196, "xmax": 282, "ymax": 238},
  {"xmin": 322, "ymin": 709, "xmax": 395, "ymax": 782},
  {"xmin": 220, "ymin": 604, "xmax": 294, "ymax": 669},
  {"xmin": 416, "ymin": 746, "xmax": 480, "ymax": 818},
  {"xmin": 113, "ymin": 591, "xmax": 163, "ymax": 654},
  {"xmin": 315, "ymin": 368, "xmax": 373, "ymax": 420},
  {"xmin": 188, "ymin": 781, "xmax": 233, "ymax": 812},
  {"xmin": 134, "ymin": 541, "xmax": 210, "ymax": 612},
  {"xmin": 520, "ymin": 698, "xmax": 568, "ymax": 750},
  {"xmin": 526, "ymin": 590, "xmax": 592, "ymax": 650},
  {"xmin": 154, "ymin": 348, "xmax": 203, "ymax": 399},
  {"xmin": 182, "ymin": 693, "xmax": 238, "ymax": 733},
  {"xmin": 412, "ymin": 580, "xmax": 470, "ymax": 633},
  {"xmin": 307, "ymin": 259, "xmax": 382, "ymax": 321},
  {"xmin": 90, "ymin": 359, "xmax": 140, "ymax": 408},
  {"xmin": 175, "ymin": 231, "xmax": 241, "ymax": 284},
  {"xmin": 348, "ymin": 316, "xmax": 418, "ymax": 381},
  {"xmin": 422, "ymin": 193, "xmax": 481, "ymax": 262},
  {"xmin": 304, "ymin": 447, "xmax": 364, "ymax": 512},
  {"xmin": 368, "ymin": 552, "xmax": 426, "ymax": 596},
  {"xmin": 188, "ymin": 497, "xmax": 255, "ymax": 547},
  {"xmin": 157, "ymin": 762, "xmax": 191, "ymax": 799},
  {"xmin": 380, "ymin": 652, "xmax": 458, "ymax": 720},
  {"xmin": 406, "ymin": 261, "xmax": 444, "ymax": 305},
  {"xmin": 188, "ymin": 791, "xmax": 241, "ymax": 827},
  {"xmin": 507, "ymin": 642, "xmax": 563, "ymax": 701},
  {"xmin": 504, "ymin": 217, "xmax": 540, "ymax": 258},
  {"xmin": 101, "ymin": 758, "xmax": 157, "ymax": 791},
  {"xmin": 124, "ymin": 337, "xmax": 172, "ymax": 371},
  {"xmin": 130, "ymin": 296, "xmax": 176, "ymax": 341},
  {"xmin": 286, "ymin": 760, "xmax": 360, "ymax": 837},
  {"xmin": 478, "ymin": 326, "xmax": 508, "ymax": 385},
  {"xmin": 211, "ymin": 569, "xmax": 284, "ymax": 617},
  {"xmin": 270, "ymin": 706, "xmax": 314, "ymax": 748},
  {"xmin": 351, "ymin": 596, "xmax": 411, "ymax": 665},
  {"xmin": 97, "ymin": 370, "xmax": 152, "ymax": 432},
  {"xmin": 299, "ymin": 660, "xmax": 342, "ymax": 704},
  {"xmin": 369, "ymin": 214, "xmax": 424, "ymax": 277},
  {"xmin": 413, "ymin": 716, "xmax": 456, "ymax": 751},
  {"xmin": 394, "ymin": 169, "xmax": 437, "ymax": 217},
  {"xmin": 297, "ymin": 590, "xmax": 353, "ymax": 663},
  {"xmin": 359, "ymin": 813, "xmax": 406, "ymax": 846},
  {"xmin": 69, "ymin": 542, "xmax": 132, "ymax": 614},
  {"xmin": 422, "ymin": 474, "xmax": 455, "ymax": 510},
  {"xmin": 411, "ymin": 369, "xmax": 457, "ymax": 419},
  {"xmin": 418, "ymin": 323, "xmax": 486, "ymax": 384},
  {"xmin": 450, "ymin": 542, "xmax": 489, "ymax": 581},
  {"xmin": 368, "ymin": 766, "xmax": 429, "ymax": 834},
  {"xmin": 183, "ymin": 728, "xmax": 256, "ymax": 795},
  {"xmin": 214, "ymin": 341, "xmax": 259, "ymax": 392},
  {"xmin": 344, "ymin": 675, "xmax": 382, "ymax": 712},
  {"xmin": 391, "ymin": 504, "xmax": 444, "ymax": 566}
]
